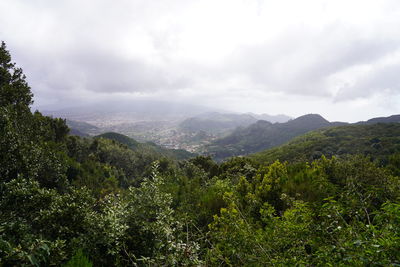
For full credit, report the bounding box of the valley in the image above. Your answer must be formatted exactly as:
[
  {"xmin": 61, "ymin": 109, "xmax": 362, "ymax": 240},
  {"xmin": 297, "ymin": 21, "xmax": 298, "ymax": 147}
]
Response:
[
  {"xmin": 61, "ymin": 109, "xmax": 292, "ymax": 154},
  {"xmin": 62, "ymin": 108, "xmax": 400, "ymax": 162}
]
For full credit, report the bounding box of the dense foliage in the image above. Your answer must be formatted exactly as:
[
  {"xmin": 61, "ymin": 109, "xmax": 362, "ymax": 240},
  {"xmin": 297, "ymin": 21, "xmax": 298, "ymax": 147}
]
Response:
[{"xmin": 1, "ymin": 41, "xmax": 400, "ymax": 266}]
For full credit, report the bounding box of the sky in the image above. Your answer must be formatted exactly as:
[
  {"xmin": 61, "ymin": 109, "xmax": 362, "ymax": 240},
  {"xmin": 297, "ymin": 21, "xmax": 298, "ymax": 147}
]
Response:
[{"xmin": 1, "ymin": 0, "xmax": 400, "ymax": 122}]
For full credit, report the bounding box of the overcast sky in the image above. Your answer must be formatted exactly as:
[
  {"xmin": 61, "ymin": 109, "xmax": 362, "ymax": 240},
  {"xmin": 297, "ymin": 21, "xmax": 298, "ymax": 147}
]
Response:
[{"xmin": 1, "ymin": 0, "xmax": 400, "ymax": 122}]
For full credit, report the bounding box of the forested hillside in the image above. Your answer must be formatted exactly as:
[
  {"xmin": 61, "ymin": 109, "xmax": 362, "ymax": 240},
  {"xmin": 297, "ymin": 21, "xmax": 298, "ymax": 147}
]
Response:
[
  {"xmin": 1, "ymin": 41, "xmax": 400, "ymax": 266},
  {"xmin": 96, "ymin": 132, "xmax": 196, "ymax": 160},
  {"xmin": 252, "ymin": 123, "xmax": 400, "ymax": 165}
]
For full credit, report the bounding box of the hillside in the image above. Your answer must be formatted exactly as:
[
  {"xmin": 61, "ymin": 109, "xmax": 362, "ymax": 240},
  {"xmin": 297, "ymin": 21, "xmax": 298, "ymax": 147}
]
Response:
[
  {"xmin": 360, "ymin": 114, "xmax": 400, "ymax": 124},
  {"xmin": 179, "ymin": 112, "xmax": 258, "ymax": 134},
  {"xmin": 66, "ymin": 119, "xmax": 101, "ymax": 136},
  {"xmin": 251, "ymin": 123, "xmax": 400, "ymax": 164},
  {"xmin": 68, "ymin": 127, "xmax": 89, "ymax": 137},
  {"xmin": 206, "ymin": 114, "xmax": 341, "ymax": 161},
  {"xmin": 247, "ymin": 113, "xmax": 292, "ymax": 123},
  {"xmin": 96, "ymin": 132, "xmax": 141, "ymax": 149},
  {"xmin": 96, "ymin": 132, "xmax": 196, "ymax": 160}
]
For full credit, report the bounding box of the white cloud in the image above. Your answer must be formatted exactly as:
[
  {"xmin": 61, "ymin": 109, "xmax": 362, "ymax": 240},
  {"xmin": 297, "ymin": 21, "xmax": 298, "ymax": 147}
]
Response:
[{"xmin": 1, "ymin": 0, "xmax": 400, "ymax": 121}]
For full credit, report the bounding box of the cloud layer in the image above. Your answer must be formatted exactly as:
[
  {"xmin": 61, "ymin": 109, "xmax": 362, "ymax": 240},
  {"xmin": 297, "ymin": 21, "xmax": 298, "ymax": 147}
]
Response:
[{"xmin": 1, "ymin": 0, "xmax": 400, "ymax": 121}]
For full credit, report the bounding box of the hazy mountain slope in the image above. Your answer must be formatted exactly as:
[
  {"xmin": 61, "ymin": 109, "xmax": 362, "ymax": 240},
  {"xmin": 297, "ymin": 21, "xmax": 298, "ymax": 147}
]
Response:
[
  {"xmin": 247, "ymin": 113, "xmax": 292, "ymax": 123},
  {"xmin": 66, "ymin": 120, "xmax": 101, "ymax": 136},
  {"xmin": 68, "ymin": 128, "xmax": 89, "ymax": 137},
  {"xmin": 96, "ymin": 132, "xmax": 196, "ymax": 160},
  {"xmin": 43, "ymin": 99, "xmax": 212, "ymax": 126},
  {"xmin": 206, "ymin": 114, "xmax": 340, "ymax": 160},
  {"xmin": 179, "ymin": 112, "xmax": 258, "ymax": 134},
  {"xmin": 251, "ymin": 123, "xmax": 400, "ymax": 164},
  {"xmin": 360, "ymin": 114, "xmax": 400, "ymax": 124}
]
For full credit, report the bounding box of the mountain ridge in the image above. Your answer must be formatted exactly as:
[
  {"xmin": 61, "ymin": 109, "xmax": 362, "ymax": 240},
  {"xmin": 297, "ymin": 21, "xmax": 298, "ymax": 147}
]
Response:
[
  {"xmin": 205, "ymin": 114, "xmax": 347, "ymax": 161},
  {"xmin": 358, "ymin": 114, "xmax": 400, "ymax": 124},
  {"xmin": 179, "ymin": 112, "xmax": 258, "ymax": 134}
]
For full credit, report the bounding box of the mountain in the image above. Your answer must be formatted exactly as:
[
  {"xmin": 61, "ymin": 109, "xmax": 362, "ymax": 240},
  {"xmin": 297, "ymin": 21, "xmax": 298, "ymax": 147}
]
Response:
[
  {"xmin": 246, "ymin": 113, "xmax": 292, "ymax": 123},
  {"xmin": 96, "ymin": 132, "xmax": 196, "ymax": 160},
  {"xmin": 179, "ymin": 112, "xmax": 258, "ymax": 134},
  {"xmin": 69, "ymin": 128, "xmax": 89, "ymax": 137},
  {"xmin": 66, "ymin": 120, "xmax": 101, "ymax": 136},
  {"xmin": 42, "ymin": 99, "xmax": 213, "ymax": 127},
  {"xmin": 205, "ymin": 114, "xmax": 344, "ymax": 161},
  {"xmin": 358, "ymin": 114, "xmax": 400, "ymax": 124},
  {"xmin": 251, "ymin": 123, "xmax": 400, "ymax": 164}
]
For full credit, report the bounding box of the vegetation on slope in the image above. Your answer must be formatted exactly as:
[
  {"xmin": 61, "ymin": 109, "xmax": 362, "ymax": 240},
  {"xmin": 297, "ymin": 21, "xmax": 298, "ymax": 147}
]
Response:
[
  {"xmin": 251, "ymin": 123, "xmax": 400, "ymax": 165},
  {"xmin": 96, "ymin": 131, "xmax": 196, "ymax": 160},
  {"xmin": 96, "ymin": 132, "xmax": 141, "ymax": 149}
]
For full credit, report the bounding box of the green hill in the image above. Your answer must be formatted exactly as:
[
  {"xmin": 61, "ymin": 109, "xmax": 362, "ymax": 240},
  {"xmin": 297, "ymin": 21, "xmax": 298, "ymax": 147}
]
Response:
[
  {"xmin": 96, "ymin": 132, "xmax": 196, "ymax": 160},
  {"xmin": 97, "ymin": 132, "xmax": 141, "ymax": 149},
  {"xmin": 251, "ymin": 123, "xmax": 400, "ymax": 164}
]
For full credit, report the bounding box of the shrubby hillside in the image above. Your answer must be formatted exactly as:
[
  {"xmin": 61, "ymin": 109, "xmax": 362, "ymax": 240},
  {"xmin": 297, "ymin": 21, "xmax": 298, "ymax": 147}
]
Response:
[
  {"xmin": 251, "ymin": 123, "xmax": 400, "ymax": 165},
  {"xmin": 1, "ymin": 41, "xmax": 400, "ymax": 266}
]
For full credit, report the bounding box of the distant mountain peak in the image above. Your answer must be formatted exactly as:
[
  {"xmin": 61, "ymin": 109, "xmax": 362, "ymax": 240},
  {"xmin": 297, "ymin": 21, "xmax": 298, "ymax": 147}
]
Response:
[
  {"xmin": 179, "ymin": 112, "xmax": 258, "ymax": 134},
  {"xmin": 246, "ymin": 113, "xmax": 292, "ymax": 123},
  {"xmin": 294, "ymin": 114, "xmax": 328, "ymax": 122},
  {"xmin": 207, "ymin": 113, "xmax": 333, "ymax": 161},
  {"xmin": 289, "ymin": 114, "xmax": 330, "ymax": 126},
  {"xmin": 255, "ymin": 120, "xmax": 273, "ymax": 126},
  {"xmin": 366, "ymin": 114, "xmax": 400, "ymax": 124}
]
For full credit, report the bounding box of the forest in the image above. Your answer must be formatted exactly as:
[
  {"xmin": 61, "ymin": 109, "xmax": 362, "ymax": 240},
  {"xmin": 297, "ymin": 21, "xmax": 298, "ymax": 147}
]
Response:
[{"xmin": 1, "ymin": 41, "xmax": 400, "ymax": 266}]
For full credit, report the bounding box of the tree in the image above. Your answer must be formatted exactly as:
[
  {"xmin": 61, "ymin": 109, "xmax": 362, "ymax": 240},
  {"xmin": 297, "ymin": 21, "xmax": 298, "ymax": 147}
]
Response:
[
  {"xmin": 0, "ymin": 41, "xmax": 70, "ymax": 188},
  {"xmin": 0, "ymin": 41, "xmax": 33, "ymax": 108}
]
